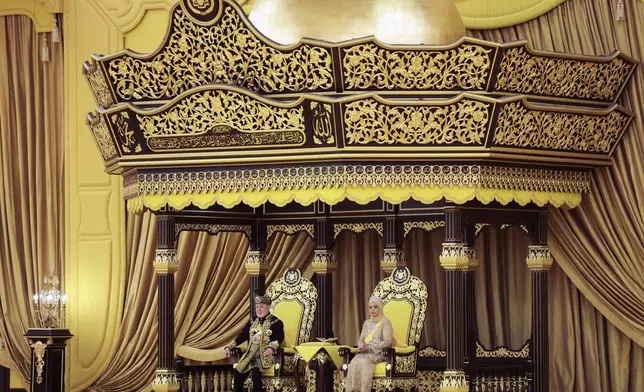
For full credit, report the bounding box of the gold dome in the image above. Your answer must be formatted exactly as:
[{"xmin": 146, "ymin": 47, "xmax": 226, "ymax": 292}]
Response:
[{"xmin": 248, "ymin": 0, "xmax": 466, "ymax": 45}]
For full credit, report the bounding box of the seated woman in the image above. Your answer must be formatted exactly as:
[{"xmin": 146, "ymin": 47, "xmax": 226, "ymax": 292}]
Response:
[{"xmin": 345, "ymin": 296, "xmax": 393, "ymax": 392}]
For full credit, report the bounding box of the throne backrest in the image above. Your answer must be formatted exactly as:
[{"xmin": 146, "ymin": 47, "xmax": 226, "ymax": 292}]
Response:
[
  {"xmin": 266, "ymin": 268, "xmax": 317, "ymax": 347},
  {"xmin": 372, "ymin": 267, "xmax": 428, "ymax": 347}
]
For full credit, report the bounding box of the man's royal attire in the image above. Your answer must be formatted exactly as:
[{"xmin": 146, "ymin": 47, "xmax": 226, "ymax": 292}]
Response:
[{"xmin": 227, "ymin": 312, "xmax": 284, "ymax": 392}]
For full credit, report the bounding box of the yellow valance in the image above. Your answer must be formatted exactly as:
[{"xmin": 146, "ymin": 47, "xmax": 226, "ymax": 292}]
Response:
[{"xmin": 126, "ymin": 185, "xmax": 582, "ymax": 213}]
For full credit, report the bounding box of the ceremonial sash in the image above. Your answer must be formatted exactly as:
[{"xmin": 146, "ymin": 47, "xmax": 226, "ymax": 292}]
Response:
[{"xmin": 364, "ymin": 320, "xmax": 383, "ymax": 344}]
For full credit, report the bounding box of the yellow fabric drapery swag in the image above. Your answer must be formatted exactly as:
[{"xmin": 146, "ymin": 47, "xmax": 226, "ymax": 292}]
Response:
[
  {"xmin": 468, "ymin": 0, "xmax": 644, "ymax": 349},
  {"xmin": 0, "ymin": 15, "xmax": 64, "ymax": 382}
]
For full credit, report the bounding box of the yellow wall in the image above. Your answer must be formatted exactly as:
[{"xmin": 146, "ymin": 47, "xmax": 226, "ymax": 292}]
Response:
[{"xmin": 62, "ymin": 1, "xmax": 171, "ymax": 390}]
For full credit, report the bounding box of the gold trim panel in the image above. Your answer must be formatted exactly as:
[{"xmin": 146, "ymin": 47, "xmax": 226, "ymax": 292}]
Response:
[
  {"xmin": 82, "ymin": 0, "xmax": 637, "ymax": 105},
  {"xmin": 267, "ymin": 224, "xmax": 315, "ymax": 239},
  {"xmin": 132, "ymin": 165, "xmax": 590, "ymax": 197},
  {"xmin": 475, "ymin": 341, "xmax": 530, "ymax": 359}
]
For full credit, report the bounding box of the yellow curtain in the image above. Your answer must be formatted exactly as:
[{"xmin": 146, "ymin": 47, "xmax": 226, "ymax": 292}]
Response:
[
  {"xmin": 549, "ymin": 263, "xmax": 644, "ymax": 392},
  {"xmin": 404, "ymin": 229, "xmax": 446, "ymax": 348},
  {"xmin": 332, "ymin": 231, "xmax": 383, "ymax": 344},
  {"xmin": 91, "ymin": 212, "xmax": 314, "ymax": 390},
  {"xmin": 0, "ymin": 15, "xmax": 64, "ymax": 381},
  {"xmin": 468, "ymin": 0, "xmax": 644, "ymax": 347},
  {"xmin": 474, "ymin": 227, "xmax": 531, "ymax": 349},
  {"xmin": 174, "ymin": 230, "xmax": 314, "ymax": 352},
  {"xmin": 89, "ymin": 212, "xmax": 158, "ymax": 392}
]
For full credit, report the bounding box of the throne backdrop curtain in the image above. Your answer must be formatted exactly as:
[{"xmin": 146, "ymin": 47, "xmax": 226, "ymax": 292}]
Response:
[{"xmin": 0, "ymin": 15, "xmax": 64, "ymax": 382}]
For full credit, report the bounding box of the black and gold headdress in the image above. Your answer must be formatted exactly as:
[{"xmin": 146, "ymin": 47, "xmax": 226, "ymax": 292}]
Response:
[{"xmin": 254, "ymin": 290, "xmax": 272, "ymax": 305}]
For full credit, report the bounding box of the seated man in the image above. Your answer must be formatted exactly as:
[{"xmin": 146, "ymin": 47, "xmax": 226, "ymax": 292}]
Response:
[{"xmin": 224, "ymin": 291, "xmax": 285, "ymax": 392}]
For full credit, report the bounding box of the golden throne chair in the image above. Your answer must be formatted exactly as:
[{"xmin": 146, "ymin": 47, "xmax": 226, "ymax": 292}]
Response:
[
  {"xmin": 339, "ymin": 267, "xmax": 428, "ymax": 392},
  {"xmin": 235, "ymin": 268, "xmax": 317, "ymax": 392}
]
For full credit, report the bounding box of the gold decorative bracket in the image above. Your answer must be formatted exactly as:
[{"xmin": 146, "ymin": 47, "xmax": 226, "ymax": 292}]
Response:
[
  {"xmin": 245, "ymin": 250, "xmax": 268, "ymax": 274},
  {"xmin": 152, "ymin": 369, "xmax": 180, "ymax": 392},
  {"xmin": 381, "ymin": 248, "xmax": 405, "ymax": 274},
  {"xmin": 267, "ymin": 224, "xmax": 314, "ymax": 239},
  {"xmin": 439, "ymin": 244, "xmax": 478, "ymax": 270},
  {"xmin": 333, "ymin": 222, "xmax": 383, "ymax": 238},
  {"xmin": 526, "ymin": 245, "xmax": 553, "ymax": 270},
  {"xmin": 403, "ymin": 221, "xmax": 445, "ymax": 237},
  {"xmin": 154, "ymin": 249, "xmax": 179, "ymax": 273},
  {"xmin": 440, "ymin": 370, "xmax": 468, "ymax": 392},
  {"xmin": 30, "ymin": 339, "xmax": 50, "ymax": 384},
  {"xmin": 312, "ymin": 250, "xmax": 336, "ymax": 274}
]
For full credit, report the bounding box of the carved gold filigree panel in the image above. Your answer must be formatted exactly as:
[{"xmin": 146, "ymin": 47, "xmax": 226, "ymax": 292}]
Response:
[
  {"xmin": 417, "ymin": 346, "xmax": 446, "ymax": 358},
  {"xmin": 175, "ymin": 223, "xmax": 252, "ymax": 238},
  {"xmin": 475, "ymin": 341, "xmax": 530, "ymax": 359},
  {"xmin": 107, "ymin": 5, "xmax": 334, "ymax": 101},
  {"xmin": 417, "ymin": 371, "xmax": 443, "ymax": 392},
  {"xmin": 85, "ymin": 64, "xmax": 115, "ymax": 107},
  {"xmin": 110, "ymin": 112, "xmax": 142, "ymax": 153},
  {"xmin": 394, "ymin": 354, "xmax": 416, "ymax": 374},
  {"xmin": 267, "ymin": 224, "xmax": 315, "ymax": 239},
  {"xmin": 135, "ymin": 89, "xmax": 305, "ymax": 150},
  {"xmin": 344, "ymin": 98, "xmax": 489, "ymax": 145},
  {"xmin": 494, "ymin": 101, "xmax": 629, "ymax": 153},
  {"xmin": 403, "ymin": 221, "xmax": 445, "ymax": 237},
  {"xmin": 342, "ymin": 43, "xmax": 492, "ymax": 90},
  {"xmin": 334, "ymin": 222, "xmax": 383, "ymax": 238},
  {"xmin": 311, "ymin": 102, "xmax": 335, "ymax": 145},
  {"xmin": 133, "ymin": 165, "xmax": 591, "ymax": 197},
  {"xmin": 495, "ymin": 46, "xmax": 634, "ymax": 101},
  {"xmin": 88, "ymin": 116, "xmax": 118, "ymax": 160}
]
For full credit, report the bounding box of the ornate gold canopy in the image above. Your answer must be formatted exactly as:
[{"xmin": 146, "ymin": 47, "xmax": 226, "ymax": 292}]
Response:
[{"xmin": 82, "ymin": 0, "xmax": 638, "ymax": 212}]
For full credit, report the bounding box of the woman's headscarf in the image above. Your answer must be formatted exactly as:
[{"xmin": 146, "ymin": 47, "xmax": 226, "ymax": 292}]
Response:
[{"xmin": 369, "ymin": 296, "xmax": 383, "ymax": 306}]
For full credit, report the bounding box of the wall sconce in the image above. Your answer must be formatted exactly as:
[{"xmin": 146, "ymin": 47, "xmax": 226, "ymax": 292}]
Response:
[{"xmin": 33, "ymin": 275, "xmax": 66, "ymax": 329}]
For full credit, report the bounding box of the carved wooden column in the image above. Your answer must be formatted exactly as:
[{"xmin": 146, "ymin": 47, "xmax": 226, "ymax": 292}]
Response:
[
  {"xmin": 246, "ymin": 216, "xmax": 268, "ymax": 319},
  {"xmin": 527, "ymin": 211, "xmax": 552, "ymax": 392},
  {"xmin": 382, "ymin": 203, "xmax": 405, "ymax": 274},
  {"xmin": 312, "ymin": 202, "xmax": 335, "ymax": 392},
  {"xmin": 463, "ymin": 224, "xmax": 478, "ymax": 366},
  {"xmin": 439, "ymin": 206, "xmax": 476, "ymax": 392},
  {"xmin": 153, "ymin": 212, "xmax": 179, "ymax": 391}
]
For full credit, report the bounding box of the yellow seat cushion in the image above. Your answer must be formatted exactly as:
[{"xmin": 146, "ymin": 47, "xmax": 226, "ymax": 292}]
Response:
[
  {"xmin": 382, "ymin": 299, "xmax": 413, "ymax": 347},
  {"xmin": 394, "ymin": 346, "xmax": 416, "ymax": 355},
  {"xmin": 373, "ymin": 362, "xmax": 387, "ymax": 376},
  {"xmin": 262, "ymin": 366, "xmax": 275, "ymax": 377},
  {"xmin": 273, "ymin": 300, "xmax": 303, "ymax": 347}
]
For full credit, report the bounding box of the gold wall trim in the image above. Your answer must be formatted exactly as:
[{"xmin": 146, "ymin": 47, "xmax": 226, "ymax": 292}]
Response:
[{"xmin": 0, "ymin": 0, "xmax": 56, "ymax": 32}]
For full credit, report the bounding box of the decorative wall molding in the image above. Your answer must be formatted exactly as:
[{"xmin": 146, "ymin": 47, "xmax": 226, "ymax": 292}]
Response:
[{"xmin": 0, "ymin": 0, "xmax": 55, "ymax": 32}]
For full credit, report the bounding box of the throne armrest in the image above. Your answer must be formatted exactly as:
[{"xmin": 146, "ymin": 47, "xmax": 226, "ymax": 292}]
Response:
[
  {"xmin": 393, "ymin": 345, "xmax": 416, "ymax": 355},
  {"xmin": 230, "ymin": 346, "xmax": 243, "ymax": 361},
  {"xmin": 338, "ymin": 346, "xmax": 359, "ymax": 357}
]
